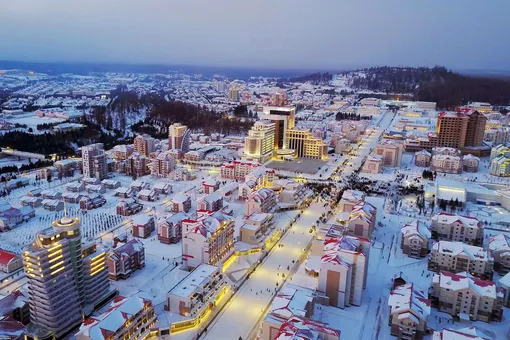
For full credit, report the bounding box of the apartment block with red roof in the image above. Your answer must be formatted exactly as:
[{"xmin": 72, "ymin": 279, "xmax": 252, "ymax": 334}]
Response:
[
  {"xmin": 0, "ymin": 250, "xmax": 22, "ymax": 273},
  {"xmin": 274, "ymin": 316, "xmax": 340, "ymax": 340},
  {"xmin": 346, "ymin": 201, "xmax": 376, "ymax": 239},
  {"xmin": 106, "ymin": 239, "xmax": 145, "ymax": 280},
  {"xmin": 431, "ymin": 213, "xmax": 483, "ymax": 246},
  {"xmin": 388, "ymin": 283, "xmax": 430, "ymax": 340}
]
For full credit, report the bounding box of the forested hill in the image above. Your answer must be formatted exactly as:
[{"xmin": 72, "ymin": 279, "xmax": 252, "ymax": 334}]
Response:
[
  {"xmin": 348, "ymin": 66, "xmax": 510, "ymax": 109},
  {"xmin": 279, "ymin": 72, "xmax": 333, "ymax": 84}
]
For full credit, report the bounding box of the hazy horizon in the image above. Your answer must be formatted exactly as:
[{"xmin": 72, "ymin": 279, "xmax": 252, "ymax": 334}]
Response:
[{"xmin": 2, "ymin": 0, "xmax": 510, "ymax": 71}]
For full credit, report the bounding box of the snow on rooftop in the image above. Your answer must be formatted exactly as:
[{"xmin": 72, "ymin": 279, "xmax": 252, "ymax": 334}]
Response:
[
  {"xmin": 432, "ymin": 241, "xmax": 491, "ymax": 262},
  {"xmin": 400, "ymin": 220, "xmax": 431, "ymax": 239},
  {"xmin": 434, "ymin": 272, "xmax": 497, "ymax": 298},
  {"xmin": 488, "ymin": 233, "xmax": 510, "ymax": 251},
  {"xmin": 432, "ymin": 213, "xmax": 479, "ymax": 228},
  {"xmin": 168, "ymin": 264, "xmax": 218, "ymax": 299},
  {"xmin": 432, "ymin": 326, "xmax": 491, "ymax": 340},
  {"xmin": 388, "ymin": 283, "xmax": 431, "ymax": 320}
]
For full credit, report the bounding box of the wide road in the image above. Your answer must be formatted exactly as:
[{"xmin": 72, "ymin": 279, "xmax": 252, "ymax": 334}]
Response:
[
  {"xmin": 341, "ymin": 110, "xmax": 396, "ymax": 177},
  {"xmin": 202, "ymin": 202, "xmax": 327, "ymax": 340}
]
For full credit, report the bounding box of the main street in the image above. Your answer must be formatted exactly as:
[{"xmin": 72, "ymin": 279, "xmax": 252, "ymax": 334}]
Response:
[{"xmin": 202, "ymin": 202, "xmax": 328, "ymax": 340}]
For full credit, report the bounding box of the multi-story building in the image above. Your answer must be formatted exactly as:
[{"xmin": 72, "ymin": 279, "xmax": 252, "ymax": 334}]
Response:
[
  {"xmin": 168, "ymin": 123, "xmax": 191, "ymax": 152},
  {"xmin": 260, "ymin": 106, "xmax": 296, "ymax": 150},
  {"xmin": 318, "ymin": 236, "xmax": 370, "ymax": 308},
  {"xmin": 166, "ymin": 264, "xmax": 228, "ymax": 318},
  {"xmin": 490, "ymin": 144, "xmax": 510, "ymax": 160},
  {"xmin": 274, "ymin": 316, "xmax": 340, "ymax": 340},
  {"xmin": 490, "ymin": 153, "xmax": 510, "ymax": 177},
  {"xmin": 202, "ymin": 179, "xmax": 220, "ymax": 194},
  {"xmin": 432, "ymin": 326, "xmax": 492, "ymax": 340},
  {"xmin": 244, "ymin": 120, "xmax": 276, "ymax": 162},
  {"xmin": 362, "ymin": 155, "xmax": 383, "ymax": 174},
  {"xmin": 462, "ymin": 154, "xmax": 480, "ymax": 172},
  {"xmin": 133, "ymin": 134, "xmax": 156, "ymax": 156},
  {"xmin": 0, "ymin": 250, "xmax": 22, "ymax": 273},
  {"xmin": 171, "ymin": 194, "xmax": 192, "ymax": 213},
  {"xmin": 400, "ymin": 220, "xmax": 431, "ymax": 258},
  {"xmin": 157, "ymin": 212, "xmax": 187, "ymax": 244},
  {"xmin": 240, "ymin": 212, "xmax": 274, "ymax": 245},
  {"xmin": 76, "ymin": 291, "xmax": 157, "ymax": 340},
  {"xmin": 431, "ymin": 213, "xmax": 483, "ymax": 246},
  {"xmin": 181, "ymin": 211, "xmax": 234, "ymax": 270},
  {"xmin": 346, "ymin": 201, "xmax": 377, "ymax": 239},
  {"xmin": 125, "ymin": 152, "xmax": 149, "ymax": 177},
  {"xmin": 405, "ymin": 110, "xmax": 488, "ymax": 155},
  {"xmin": 113, "ymin": 144, "xmax": 133, "ymax": 160},
  {"xmin": 245, "ymin": 188, "xmax": 277, "ymax": 216},
  {"xmin": 430, "ymin": 271, "xmax": 503, "ymax": 322},
  {"xmin": 432, "ymin": 147, "xmax": 461, "ymax": 157},
  {"xmin": 0, "ymin": 290, "xmax": 29, "ymax": 325},
  {"xmin": 116, "ymin": 198, "xmax": 143, "ymax": 216},
  {"xmin": 428, "ymin": 241, "xmax": 494, "ymax": 280},
  {"xmin": 82, "ymin": 143, "xmax": 107, "ymax": 180},
  {"xmin": 414, "ymin": 150, "xmax": 432, "ymax": 167},
  {"xmin": 22, "ymin": 216, "xmax": 111, "ymax": 339},
  {"xmin": 388, "ymin": 283, "xmax": 431, "ymax": 340},
  {"xmin": 197, "ymin": 192, "xmax": 223, "ymax": 212},
  {"xmin": 374, "ymin": 140, "xmax": 404, "ymax": 167},
  {"xmin": 430, "ymin": 155, "xmax": 463, "ymax": 173},
  {"xmin": 132, "ymin": 215, "xmax": 155, "ymax": 239},
  {"xmin": 220, "ymin": 160, "xmax": 260, "ymax": 180},
  {"xmin": 106, "ymin": 239, "xmax": 145, "ymax": 280},
  {"xmin": 488, "ymin": 234, "xmax": 510, "ymax": 275},
  {"xmin": 151, "ymin": 151, "xmax": 176, "ymax": 177},
  {"xmin": 485, "ymin": 127, "xmax": 510, "ymax": 145},
  {"xmin": 228, "ymin": 87, "xmax": 240, "ymax": 102},
  {"xmin": 153, "ymin": 181, "xmax": 172, "ymax": 195},
  {"xmin": 338, "ymin": 190, "xmax": 365, "ymax": 213},
  {"xmin": 286, "ymin": 128, "xmax": 328, "ymax": 160}
]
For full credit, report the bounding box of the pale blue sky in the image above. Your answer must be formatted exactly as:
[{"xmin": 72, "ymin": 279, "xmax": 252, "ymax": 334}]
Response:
[{"xmin": 1, "ymin": 0, "xmax": 509, "ymax": 70}]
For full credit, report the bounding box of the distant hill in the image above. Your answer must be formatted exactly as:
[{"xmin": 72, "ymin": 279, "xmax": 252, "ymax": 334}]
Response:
[
  {"xmin": 279, "ymin": 72, "xmax": 333, "ymax": 85},
  {"xmin": 348, "ymin": 66, "xmax": 510, "ymax": 109}
]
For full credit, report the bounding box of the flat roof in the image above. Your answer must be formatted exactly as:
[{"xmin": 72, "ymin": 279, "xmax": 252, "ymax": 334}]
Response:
[{"xmin": 169, "ymin": 264, "xmax": 218, "ymax": 299}]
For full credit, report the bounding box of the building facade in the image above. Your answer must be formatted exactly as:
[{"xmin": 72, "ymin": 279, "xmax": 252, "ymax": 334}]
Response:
[
  {"xmin": 82, "ymin": 143, "xmax": 107, "ymax": 180},
  {"xmin": 431, "ymin": 213, "xmax": 483, "ymax": 246},
  {"xmin": 388, "ymin": 283, "xmax": 430, "ymax": 340},
  {"xmin": 106, "ymin": 239, "xmax": 145, "ymax": 280},
  {"xmin": 168, "ymin": 123, "xmax": 191, "ymax": 152}
]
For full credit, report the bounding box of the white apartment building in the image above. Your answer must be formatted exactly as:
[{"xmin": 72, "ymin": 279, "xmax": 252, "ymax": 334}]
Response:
[
  {"xmin": 431, "ymin": 213, "xmax": 483, "ymax": 246},
  {"xmin": 166, "ymin": 264, "xmax": 227, "ymax": 318},
  {"xmin": 82, "ymin": 143, "xmax": 107, "ymax": 180},
  {"xmin": 318, "ymin": 236, "xmax": 370, "ymax": 309},
  {"xmin": 244, "ymin": 120, "xmax": 276, "ymax": 163},
  {"xmin": 245, "ymin": 188, "xmax": 277, "ymax": 216},
  {"xmin": 428, "ymin": 241, "xmax": 494, "ymax": 280},
  {"xmin": 488, "ymin": 233, "xmax": 510, "ymax": 275}
]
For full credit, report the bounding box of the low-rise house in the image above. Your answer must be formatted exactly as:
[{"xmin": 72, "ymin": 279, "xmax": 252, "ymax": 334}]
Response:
[
  {"xmin": 40, "ymin": 190, "xmax": 61, "ymax": 200},
  {"xmin": 115, "ymin": 187, "xmax": 133, "ymax": 198},
  {"xmin": 130, "ymin": 180, "xmax": 150, "ymax": 192},
  {"xmin": 428, "ymin": 241, "xmax": 493, "ymax": 280},
  {"xmin": 431, "ymin": 213, "xmax": 483, "ymax": 246},
  {"xmin": 245, "ymin": 188, "xmax": 277, "ymax": 216},
  {"xmin": 430, "ymin": 271, "xmax": 504, "ymax": 322},
  {"xmin": 62, "ymin": 192, "xmax": 84, "ymax": 204},
  {"xmin": 488, "ymin": 234, "xmax": 510, "ymax": 275},
  {"xmin": 153, "ymin": 181, "xmax": 172, "ymax": 195},
  {"xmin": 79, "ymin": 194, "xmax": 106, "ymax": 210},
  {"xmin": 338, "ymin": 189, "xmax": 365, "ymax": 213},
  {"xmin": 158, "ymin": 212, "xmax": 187, "ymax": 244},
  {"xmin": 101, "ymin": 179, "xmax": 121, "ymax": 189},
  {"xmin": 0, "ymin": 250, "xmax": 23, "ymax": 273},
  {"xmin": 202, "ymin": 179, "xmax": 220, "ymax": 194},
  {"xmin": 27, "ymin": 188, "xmax": 42, "ymax": 197},
  {"xmin": 132, "ymin": 215, "xmax": 155, "ymax": 239},
  {"xmin": 106, "ymin": 239, "xmax": 145, "ymax": 280},
  {"xmin": 65, "ymin": 182, "xmax": 85, "ymax": 192},
  {"xmin": 166, "ymin": 264, "xmax": 227, "ymax": 318},
  {"xmin": 116, "ymin": 198, "xmax": 143, "ymax": 216},
  {"xmin": 401, "ymin": 220, "xmax": 431, "ymax": 258},
  {"xmin": 41, "ymin": 199, "xmax": 64, "ymax": 211},
  {"xmin": 19, "ymin": 206, "xmax": 35, "ymax": 220},
  {"xmin": 171, "ymin": 194, "xmax": 192, "ymax": 213},
  {"xmin": 197, "ymin": 192, "xmax": 223, "ymax": 212},
  {"xmin": 82, "ymin": 177, "xmax": 100, "ymax": 185},
  {"xmin": 138, "ymin": 189, "xmax": 158, "ymax": 202},
  {"xmin": 20, "ymin": 196, "xmax": 42, "ymax": 208},
  {"xmin": 85, "ymin": 184, "xmax": 105, "ymax": 194},
  {"xmin": 240, "ymin": 212, "xmax": 274, "ymax": 245},
  {"xmin": 6, "ymin": 178, "xmax": 29, "ymax": 190},
  {"xmin": 388, "ymin": 283, "xmax": 431, "ymax": 340},
  {"xmin": 346, "ymin": 201, "xmax": 377, "ymax": 239},
  {"xmin": 76, "ymin": 292, "xmax": 157, "ymax": 340}
]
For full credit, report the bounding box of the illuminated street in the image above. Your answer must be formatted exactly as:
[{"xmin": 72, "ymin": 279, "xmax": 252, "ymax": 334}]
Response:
[{"xmin": 202, "ymin": 202, "xmax": 327, "ymax": 340}]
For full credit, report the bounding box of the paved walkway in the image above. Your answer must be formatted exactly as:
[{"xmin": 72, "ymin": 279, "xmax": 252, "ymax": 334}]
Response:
[{"xmin": 202, "ymin": 202, "xmax": 327, "ymax": 340}]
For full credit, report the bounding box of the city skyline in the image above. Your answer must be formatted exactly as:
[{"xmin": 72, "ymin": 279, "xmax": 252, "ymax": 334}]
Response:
[{"xmin": 1, "ymin": 0, "xmax": 510, "ymax": 71}]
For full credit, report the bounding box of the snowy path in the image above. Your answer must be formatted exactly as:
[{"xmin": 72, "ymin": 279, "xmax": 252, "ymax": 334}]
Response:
[{"xmin": 202, "ymin": 202, "xmax": 327, "ymax": 340}]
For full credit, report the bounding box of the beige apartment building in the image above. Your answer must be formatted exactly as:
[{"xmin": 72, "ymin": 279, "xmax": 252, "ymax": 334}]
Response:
[
  {"xmin": 244, "ymin": 120, "xmax": 276, "ymax": 162},
  {"xmin": 168, "ymin": 123, "xmax": 191, "ymax": 152},
  {"xmin": 151, "ymin": 151, "xmax": 176, "ymax": 177},
  {"xmin": 240, "ymin": 212, "xmax": 274, "ymax": 245},
  {"xmin": 133, "ymin": 134, "xmax": 156, "ymax": 156},
  {"xmin": 431, "ymin": 213, "xmax": 483, "ymax": 246},
  {"xmin": 428, "ymin": 241, "xmax": 494, "ymax": 280},
  {"xmin": 400, "ymin": 220, "xmax": 431, "ymax": 258},
  {"xmin": 388, "ymin": 283, "xmax": 431, "ymax": 340},
  {"xmin": 346, "ymin": 201, "xmax": 377, "ymax": 239},
  {"xmin": 338, "ymin": 190, "xmax": 364, "ymax": 213},
  {"xmin": 414, "ymin": 150, "xmax": 431, "ymax": 167},
  {"xmin": 318, "ymin": 236, "xmax": 370, "ymax": 309},
  {"xmin": 430, "ymin": 271, "xmax": 503, "ymax": 322},
  {"xmin": 82, "ymin": 143, "xmax": 107, "ymax": 180},
  {"xmin": 362, "ymin": 155, "xmax": 383, "ymax": 174},
  {"xmin": 374, "ymin": 140, "xmax": 403, "ymax": 167}
]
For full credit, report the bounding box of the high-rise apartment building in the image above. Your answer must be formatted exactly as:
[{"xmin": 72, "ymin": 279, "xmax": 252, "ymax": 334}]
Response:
[
  {"xmin": 405, "ymin": 110, "xmax": 488, "ymax": 155},
  {"xmin": 133, "ymin": 134, "xmax": 156, "ymax": 156},
  {"xmin": 168, "ymin": 123, "xmax": 191, "ymax": 152},
  {"xmin": 23, "ymin": 216, "xmax": 111, "ymax": 339},
  {"xmin": 82, "ymin": 143, "xmax": 107, "ymax": 180},
  {"xmin": 151, "ymin": 151, "xmax": 176, "ymax": 177},
  {"xmin": 228, "ymin": 87, "xmax": 240, "ymax": 102},
  {"xmin": 261, "ymin": 106, "xmax": 296, "ymax": 150},
  {"xmin": 244, "ymin": 121, "xmax": 275, "ymax": 162}
]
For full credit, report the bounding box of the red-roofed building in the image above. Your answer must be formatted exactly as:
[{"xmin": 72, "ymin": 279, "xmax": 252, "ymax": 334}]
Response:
[
  {"xmin": 275, "ymin": 316, "xmax": 340, "ymax": 340},
  {"xmin": 106, "ymin": 239, "xmax": 145, "ymax": 280},
  {"xmin": 346, "ymin": 201, "xmax": 376, "ymax": 239},
  {"xmin": 388, "ymin": 283, "xmax": 430, "ymax": 340},
  {"xmin": 431, "ymin": 213, "xmax": 483, "ymax": 246},
  {"xmin": 0, "ymin": 250, "xmax": 22, "ymax": 273}
]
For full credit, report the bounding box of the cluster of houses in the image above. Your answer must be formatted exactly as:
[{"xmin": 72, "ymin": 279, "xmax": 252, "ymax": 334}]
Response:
[
  {"xmin": 394, "ymin": 212, "xmax": 510, "ymax": 339},
  {"xmin": 415, "ymin": 147, "xmax": 480, "ymax": 174}
]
